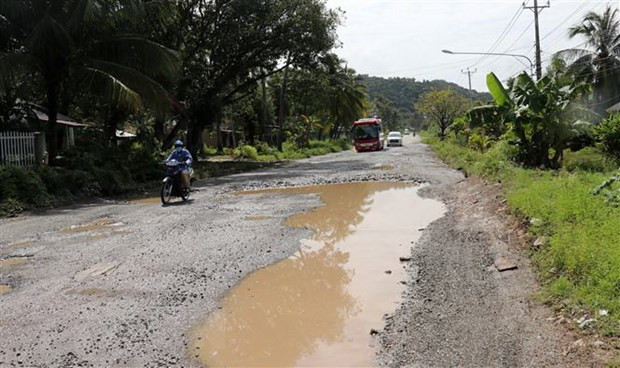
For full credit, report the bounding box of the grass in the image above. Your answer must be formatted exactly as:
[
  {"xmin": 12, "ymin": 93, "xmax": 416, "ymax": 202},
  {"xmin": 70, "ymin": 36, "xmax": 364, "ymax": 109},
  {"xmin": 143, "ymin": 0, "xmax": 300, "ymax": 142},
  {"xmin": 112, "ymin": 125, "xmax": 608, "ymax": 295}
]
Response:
[{"xmin": 425, "ymin": 135, "xmax": 620, "ymax": 336}]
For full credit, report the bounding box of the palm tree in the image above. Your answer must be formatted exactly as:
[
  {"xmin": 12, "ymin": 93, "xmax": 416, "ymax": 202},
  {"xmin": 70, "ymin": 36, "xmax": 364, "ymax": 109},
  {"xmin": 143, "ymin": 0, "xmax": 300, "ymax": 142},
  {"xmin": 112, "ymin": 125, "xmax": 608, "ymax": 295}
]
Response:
[
  {"xmin": 0, "ymin": 0, "xmax": 178, "ymax": 158},
  {"xmin": 325, "ymin": 58, "xmax": 369, "ymax": 139},
  {"xmin": 556, "ymin": 6, "xmax": 620, "ymax": 113}
]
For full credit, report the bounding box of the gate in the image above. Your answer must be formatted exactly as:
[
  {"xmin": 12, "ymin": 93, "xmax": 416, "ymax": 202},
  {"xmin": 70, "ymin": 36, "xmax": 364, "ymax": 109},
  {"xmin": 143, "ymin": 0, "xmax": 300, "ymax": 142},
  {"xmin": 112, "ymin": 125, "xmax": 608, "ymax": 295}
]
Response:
[{"xmin": 0, "ymin": 131, "xmax": 37, "ymax": 167}]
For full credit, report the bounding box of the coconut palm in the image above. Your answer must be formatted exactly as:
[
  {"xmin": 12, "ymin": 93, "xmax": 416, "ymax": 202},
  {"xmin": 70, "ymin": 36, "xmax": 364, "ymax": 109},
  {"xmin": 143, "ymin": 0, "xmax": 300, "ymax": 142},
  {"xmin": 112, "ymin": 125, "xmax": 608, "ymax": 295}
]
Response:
[
  {"xmin": 556, "ymin": 6, "xmax": 620, "ymax": 112},
  {"xmin": 325, "ymin": 60, "xmax": 369, "ymax": 139},
  {"xmin": 0, "ymin": 0, "xmax": 179, "ymax": 158}
]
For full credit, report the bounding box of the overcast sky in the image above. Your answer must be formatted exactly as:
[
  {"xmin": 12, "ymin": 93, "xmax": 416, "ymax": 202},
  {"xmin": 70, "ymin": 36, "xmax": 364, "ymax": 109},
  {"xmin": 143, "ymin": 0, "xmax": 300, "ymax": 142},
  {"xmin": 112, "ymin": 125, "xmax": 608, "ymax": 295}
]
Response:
[{"xmin": 325, "ymin": 0, "xmax": 620, "ymax": 92}]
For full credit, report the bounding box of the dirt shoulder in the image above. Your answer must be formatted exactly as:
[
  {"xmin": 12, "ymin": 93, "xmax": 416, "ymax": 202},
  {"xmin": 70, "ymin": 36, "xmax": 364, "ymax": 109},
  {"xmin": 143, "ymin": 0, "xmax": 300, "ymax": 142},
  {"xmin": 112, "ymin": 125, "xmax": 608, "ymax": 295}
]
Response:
[{"xmin": 378, "ymin": 175, "xmax": 609, "ymax": 367}]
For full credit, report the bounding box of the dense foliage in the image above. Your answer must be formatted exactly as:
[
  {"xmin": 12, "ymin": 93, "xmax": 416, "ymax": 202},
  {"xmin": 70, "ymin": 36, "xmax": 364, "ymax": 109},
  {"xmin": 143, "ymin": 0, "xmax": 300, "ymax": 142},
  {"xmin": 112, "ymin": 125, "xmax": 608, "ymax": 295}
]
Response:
[{"xmin": 360, "ymin": 75, "xmax": 489, "ymax": 131}]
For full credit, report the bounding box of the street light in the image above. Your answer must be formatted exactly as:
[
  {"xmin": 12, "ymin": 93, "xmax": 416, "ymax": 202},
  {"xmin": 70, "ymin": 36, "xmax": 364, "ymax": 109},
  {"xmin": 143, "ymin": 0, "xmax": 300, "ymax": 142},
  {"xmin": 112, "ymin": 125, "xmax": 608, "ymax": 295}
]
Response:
[{"xmin": 441, "ymin": 49, "xmax": 535, "ymax": 77}]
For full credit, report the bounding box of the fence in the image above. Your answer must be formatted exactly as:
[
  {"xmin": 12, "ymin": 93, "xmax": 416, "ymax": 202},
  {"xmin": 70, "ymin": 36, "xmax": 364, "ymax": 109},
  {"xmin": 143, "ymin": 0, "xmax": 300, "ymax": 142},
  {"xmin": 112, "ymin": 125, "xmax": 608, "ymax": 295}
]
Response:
[{"xmin": 0, "ymin": 131, "xmax": 38, "ymax": 167}]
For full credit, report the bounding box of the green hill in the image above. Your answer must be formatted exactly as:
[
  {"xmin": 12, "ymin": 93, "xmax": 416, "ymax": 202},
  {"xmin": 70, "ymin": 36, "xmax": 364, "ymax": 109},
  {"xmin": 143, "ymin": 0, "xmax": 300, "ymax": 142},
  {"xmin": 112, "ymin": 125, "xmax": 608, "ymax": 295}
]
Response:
[{"xmin": 360, "ymin": 75, "xmax": 490, "ymax": 130}]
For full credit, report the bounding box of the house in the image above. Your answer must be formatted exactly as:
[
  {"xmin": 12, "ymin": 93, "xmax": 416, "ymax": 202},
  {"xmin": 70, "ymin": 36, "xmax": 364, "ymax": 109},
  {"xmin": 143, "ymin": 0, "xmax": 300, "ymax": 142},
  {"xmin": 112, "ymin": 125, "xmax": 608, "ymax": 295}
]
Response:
[
  {"xmin": 0, "ymin": 103, "xmax": 88, "ymax": 167},
  {"xmin": 30, "ymin": 104, "xmax": 89, "ymax": 149},
  {"xmin": 607, "ymin": 101, "xmax": 620, "ymax": 113}
]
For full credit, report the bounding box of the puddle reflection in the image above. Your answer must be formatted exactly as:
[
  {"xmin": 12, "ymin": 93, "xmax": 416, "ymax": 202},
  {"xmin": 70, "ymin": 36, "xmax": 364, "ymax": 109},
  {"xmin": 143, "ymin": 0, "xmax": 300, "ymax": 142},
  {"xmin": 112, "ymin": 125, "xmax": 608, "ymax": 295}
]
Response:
[{"xmin": 192, "ymin": 182, "xmax": 445, "ymax": 367}]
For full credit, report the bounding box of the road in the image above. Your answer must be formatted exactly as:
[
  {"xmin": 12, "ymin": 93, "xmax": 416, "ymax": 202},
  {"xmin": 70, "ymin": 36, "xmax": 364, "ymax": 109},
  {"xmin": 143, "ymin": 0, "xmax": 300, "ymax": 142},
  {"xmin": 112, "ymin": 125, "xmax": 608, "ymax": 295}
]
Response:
[{"xmin": 0, "ymin": 136, "xmax": 592, "ymax": 367}]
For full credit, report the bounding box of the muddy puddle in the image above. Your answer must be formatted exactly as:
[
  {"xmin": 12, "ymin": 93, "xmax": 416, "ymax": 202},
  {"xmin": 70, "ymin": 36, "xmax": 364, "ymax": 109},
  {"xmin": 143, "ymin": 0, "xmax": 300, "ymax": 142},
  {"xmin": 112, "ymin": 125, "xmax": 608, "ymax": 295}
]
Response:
[
  {"xmin": 191, "ymin": 181, "xmax": 445, "ymax": 367},
  {"xmin": 129, "ymin": 196, "xmax": 161, "ymax": 205},
  {"xmin": 244, "ymin": 215, "xmax": 273, "ymax": 221},
  {"xmin": 0, "ymin": 284, "xmax": 12, "ymax": 294},
  {"xmin": 0, "ymin": 256, "xmax": 30, "ymax": 268},
  {"xmin": 60, "ymin": 218, "xmax": 124, "ymax": 233}
]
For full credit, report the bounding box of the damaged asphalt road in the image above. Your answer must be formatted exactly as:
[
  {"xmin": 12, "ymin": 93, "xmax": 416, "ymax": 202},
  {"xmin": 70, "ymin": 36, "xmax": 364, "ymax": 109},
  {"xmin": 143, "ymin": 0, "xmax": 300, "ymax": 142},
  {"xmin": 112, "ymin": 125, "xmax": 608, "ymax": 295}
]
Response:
[{"xmin": 0, "ymin": 136, "xmax": 595, "ymax": 367}]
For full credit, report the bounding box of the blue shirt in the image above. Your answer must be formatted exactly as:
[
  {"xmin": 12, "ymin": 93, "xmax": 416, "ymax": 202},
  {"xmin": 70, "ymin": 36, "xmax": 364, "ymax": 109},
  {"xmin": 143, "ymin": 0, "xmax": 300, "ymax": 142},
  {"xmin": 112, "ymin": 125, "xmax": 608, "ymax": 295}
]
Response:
[{"xmin": 167, "ymin": 148, "xmax": 193, "ymax": 167}]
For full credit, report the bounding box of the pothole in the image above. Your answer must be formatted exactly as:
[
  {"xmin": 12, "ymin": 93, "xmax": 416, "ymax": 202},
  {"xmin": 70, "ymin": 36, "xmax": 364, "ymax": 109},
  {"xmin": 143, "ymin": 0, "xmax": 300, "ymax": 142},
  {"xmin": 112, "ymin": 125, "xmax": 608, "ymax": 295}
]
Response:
[
  {"xmin": 4, "ymin": 240, "xmax": 33, "ymax": 250},
  {"xmin": 130, "ymin": 197, "xmax": 161, "ymax": 205},
  {"xmin": 191, "ymin": 181, "xmax": 446, "ymax": 367},
  {"xmin": 0, "ymin": 256, "xmax": 31, "ymax": 267},
  {"xmin": 244, "ymin": 215, "xmax": 273, "ymax": 221},
  {"xmin": 0, "ymin": 284, "xmax": 12, "ymax": 294},
  {"xmin": 67, "ymin": 288, "xmax": 115, "ymax": 297},
  {"xmin": 60, "ymin": 218, "xmax": 124, "ymax": 234}
]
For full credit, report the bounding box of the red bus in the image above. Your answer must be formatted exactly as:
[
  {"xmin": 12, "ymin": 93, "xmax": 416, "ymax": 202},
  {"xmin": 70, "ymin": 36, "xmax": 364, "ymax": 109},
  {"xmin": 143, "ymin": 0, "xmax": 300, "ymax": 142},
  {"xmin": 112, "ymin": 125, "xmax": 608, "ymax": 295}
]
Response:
[{"xmin": 352, "ymin": 118, "xmax": 384, "ymax": 152}]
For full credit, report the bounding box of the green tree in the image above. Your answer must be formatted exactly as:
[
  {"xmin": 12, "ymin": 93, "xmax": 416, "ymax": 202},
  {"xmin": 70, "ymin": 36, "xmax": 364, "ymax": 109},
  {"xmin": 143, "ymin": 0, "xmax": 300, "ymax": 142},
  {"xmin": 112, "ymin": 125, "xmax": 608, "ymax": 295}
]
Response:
[
  {"xmin": 416, "ymin": 89, "xmax": 469, "ymax": 139},
  {"xmin": 174, "ymin": 0, "xmax": 340, "ymax": 155},
  {"xmin": 0, "ymin": 0, "xmax": 179, "ymax": 157},
  {"xmin": 374, "ymin": 97, "xmax": 402, "ymax": 133},
  {"xmin": 557, "ymin": 6, "xmax": 620, "ymax": 112}
]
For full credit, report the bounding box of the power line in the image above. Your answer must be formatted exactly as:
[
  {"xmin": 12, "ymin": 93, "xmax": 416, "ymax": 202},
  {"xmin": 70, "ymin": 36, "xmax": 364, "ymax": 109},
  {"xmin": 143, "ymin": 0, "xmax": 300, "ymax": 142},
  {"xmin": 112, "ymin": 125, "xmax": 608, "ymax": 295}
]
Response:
[{"xmin": 471, "ymin": 4, "xmax": 526, "ymax": 68}]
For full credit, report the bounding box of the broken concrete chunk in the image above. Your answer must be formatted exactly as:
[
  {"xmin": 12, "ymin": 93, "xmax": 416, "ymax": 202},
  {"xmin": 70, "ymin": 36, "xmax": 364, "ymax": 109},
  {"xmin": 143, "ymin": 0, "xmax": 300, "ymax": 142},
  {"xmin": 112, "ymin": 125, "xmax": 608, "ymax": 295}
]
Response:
[
  {"xmin": 533, "ymin": 237, "xmax": 547, "ymax": 248},
  {"xmin": 494, "ymin": 257, "xmax": 518, "ymax": 272}
]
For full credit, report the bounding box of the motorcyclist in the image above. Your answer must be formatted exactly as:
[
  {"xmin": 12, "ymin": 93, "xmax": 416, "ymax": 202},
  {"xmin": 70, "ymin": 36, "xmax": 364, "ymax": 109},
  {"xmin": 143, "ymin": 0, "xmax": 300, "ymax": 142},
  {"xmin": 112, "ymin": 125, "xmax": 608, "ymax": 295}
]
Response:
[{"xmin": 166, "ymin": 140, "xmax": 193, "ymax": 191}]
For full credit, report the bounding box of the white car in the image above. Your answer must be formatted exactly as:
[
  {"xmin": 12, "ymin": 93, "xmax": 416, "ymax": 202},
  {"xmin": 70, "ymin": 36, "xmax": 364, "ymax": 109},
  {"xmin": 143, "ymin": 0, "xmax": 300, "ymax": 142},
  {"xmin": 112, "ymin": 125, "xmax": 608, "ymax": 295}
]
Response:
[{"xmin": 387, "ymin": 131, "xmax": 403, "ymax": 147}]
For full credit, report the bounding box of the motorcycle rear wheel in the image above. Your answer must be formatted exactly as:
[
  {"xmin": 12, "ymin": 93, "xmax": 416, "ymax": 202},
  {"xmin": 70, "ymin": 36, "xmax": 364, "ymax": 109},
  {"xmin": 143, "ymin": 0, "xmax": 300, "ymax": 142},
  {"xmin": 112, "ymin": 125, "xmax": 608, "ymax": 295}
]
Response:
[
  {"xmin": 181, "ymin": 187, "xmax": 190, "ymax": 202},
  {"xmin": 161, "ymin": 181, "xmax": 174, "ymax": 205}
]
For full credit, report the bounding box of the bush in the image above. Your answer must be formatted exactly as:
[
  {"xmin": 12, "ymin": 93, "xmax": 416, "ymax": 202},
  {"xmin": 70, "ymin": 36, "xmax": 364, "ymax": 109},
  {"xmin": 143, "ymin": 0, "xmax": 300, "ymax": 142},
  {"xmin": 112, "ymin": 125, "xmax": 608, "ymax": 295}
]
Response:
[
  {"xmin": 597, "ymin": 114, "xmax": 620, "ymax": 158},
  {"xmin": 233, "ymin": 145, "xmax": 259, "ymax": 161},
  {"xmin": 0, "ymin": 166, "xmax": 53, "ymax": 208}
]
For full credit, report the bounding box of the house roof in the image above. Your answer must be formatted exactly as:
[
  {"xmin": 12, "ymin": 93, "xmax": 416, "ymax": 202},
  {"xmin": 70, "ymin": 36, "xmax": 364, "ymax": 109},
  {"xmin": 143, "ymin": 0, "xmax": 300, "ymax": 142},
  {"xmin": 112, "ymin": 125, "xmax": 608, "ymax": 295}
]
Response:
[
  {"xmin": 30, "ymin": 104, "xmax": 89, "ymax": 127},
  {"xmin": 607, "ymin": 101, "xmax": 620, "ymax": 113}
]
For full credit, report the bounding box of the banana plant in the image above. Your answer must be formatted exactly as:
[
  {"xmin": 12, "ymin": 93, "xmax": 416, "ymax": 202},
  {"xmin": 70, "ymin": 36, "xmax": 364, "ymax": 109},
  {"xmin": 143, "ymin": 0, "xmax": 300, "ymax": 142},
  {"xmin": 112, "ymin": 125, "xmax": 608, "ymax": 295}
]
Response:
[{"xmin": 468, "ymin": 71, "xmax": 596, "ymax": 168}]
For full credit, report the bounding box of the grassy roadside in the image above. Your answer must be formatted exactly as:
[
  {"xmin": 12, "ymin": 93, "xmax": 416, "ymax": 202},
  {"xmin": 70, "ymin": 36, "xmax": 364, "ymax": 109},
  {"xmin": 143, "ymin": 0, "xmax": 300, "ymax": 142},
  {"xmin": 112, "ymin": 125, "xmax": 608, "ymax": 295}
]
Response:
[{"xmin": 424, "ymin": 136, "xmax": 620, "ymax": 338}]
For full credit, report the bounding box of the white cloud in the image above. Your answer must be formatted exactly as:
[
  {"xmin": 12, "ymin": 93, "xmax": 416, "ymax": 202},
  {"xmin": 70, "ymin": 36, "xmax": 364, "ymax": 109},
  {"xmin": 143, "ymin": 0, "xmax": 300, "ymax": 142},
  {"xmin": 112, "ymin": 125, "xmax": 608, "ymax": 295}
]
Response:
[{"xmin": 326, "ymin": 0, "xmax": 619, "ymax": 91}]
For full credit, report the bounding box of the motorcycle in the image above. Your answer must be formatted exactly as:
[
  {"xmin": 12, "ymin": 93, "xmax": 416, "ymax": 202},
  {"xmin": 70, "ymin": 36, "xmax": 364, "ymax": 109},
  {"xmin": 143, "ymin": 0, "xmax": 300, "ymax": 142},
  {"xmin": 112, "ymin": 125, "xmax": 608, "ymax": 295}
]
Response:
[{"xmin": 161, "ymin": 159, "xmax": 192, "ymax": 205}]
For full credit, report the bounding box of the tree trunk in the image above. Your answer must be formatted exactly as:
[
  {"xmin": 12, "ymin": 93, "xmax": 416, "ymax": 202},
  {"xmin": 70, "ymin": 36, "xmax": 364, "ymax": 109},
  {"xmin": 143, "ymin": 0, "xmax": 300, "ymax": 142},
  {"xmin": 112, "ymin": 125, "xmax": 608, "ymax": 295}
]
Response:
[
  {"xmin": 154, "ymin": 117, "xmax": 165, "ymax": 143},
  {"xmin": 260, "ymin": 76, "xmax": 268, "ymax": 140},
  {"xmin": 187, "ymin": 121, "xmax": 204, "ymax": 160},
  {"xmin": 277, "ymin": 56, "xmax": 291, "ymax": 152},
  {"xmin": 46, "ymin": 83, "xmax": 61, "ymax": 162}
]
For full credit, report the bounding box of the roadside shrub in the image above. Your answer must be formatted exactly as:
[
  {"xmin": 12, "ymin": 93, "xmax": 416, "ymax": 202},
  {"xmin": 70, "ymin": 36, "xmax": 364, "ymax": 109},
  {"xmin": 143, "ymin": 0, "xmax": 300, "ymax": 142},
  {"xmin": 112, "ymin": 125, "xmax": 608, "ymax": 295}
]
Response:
[
  {"xmin": 0, "ymin": 198, "xmax": 24, "ymax": 217},
  {"xmin": 202, "ymin": 146, "xmax": 218, "ymax": 156},
  {"xmin": 255, "ymin": 141, "xmax": 279, "ymax": 156},
  {"xmin": 0, "ymin": 166, "xmax": 53, "ymax": 207},
  {"xmin": 597, "ymin": 114, "xmax": 620, "ymax": 158},
  {"xmin": 468, "ymin": 132, "xmax": 492, "ymax": 153},
  {"xmin": 233, "ymin": 145, "xmax": 259, "ymax": 160}
]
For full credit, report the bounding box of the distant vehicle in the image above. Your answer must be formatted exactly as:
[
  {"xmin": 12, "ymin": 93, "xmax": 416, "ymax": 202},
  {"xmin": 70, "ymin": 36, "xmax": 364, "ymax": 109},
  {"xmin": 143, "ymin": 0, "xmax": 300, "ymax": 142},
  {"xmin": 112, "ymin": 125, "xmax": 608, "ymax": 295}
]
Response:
[
  {"xmin": 352, "ymin": 118, "xmax": 384, "ymax": 152},
  {"xmin": 387, "ymin": 131, "xmax": 403, "ymax": 147},
  {"xmin": 404, "ymin": 129, "xmax": 410, "ymax": 135}
]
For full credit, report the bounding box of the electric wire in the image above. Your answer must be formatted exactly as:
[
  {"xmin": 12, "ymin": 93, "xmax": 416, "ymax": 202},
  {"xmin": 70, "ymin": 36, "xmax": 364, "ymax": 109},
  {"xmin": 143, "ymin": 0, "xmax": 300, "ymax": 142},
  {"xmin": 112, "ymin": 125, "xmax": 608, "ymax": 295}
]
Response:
[{"xmin": 471, "ymin": 3, "xmax": 527, "ymax": 68}]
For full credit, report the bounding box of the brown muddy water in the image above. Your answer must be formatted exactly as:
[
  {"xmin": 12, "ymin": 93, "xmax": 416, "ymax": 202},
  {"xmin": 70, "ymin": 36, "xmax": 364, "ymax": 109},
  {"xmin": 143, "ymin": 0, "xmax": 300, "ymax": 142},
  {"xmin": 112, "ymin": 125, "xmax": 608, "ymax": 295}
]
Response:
[
  {"xmin": 0, "ymin": 284, "xmax": 12, "ymax": 294},
  {"xmin": 60, "ymin": 218, "xmax": 124, "ymax": 233},
  {"xmin": 191, "ymin": 182, "xmax": 445, "ymax": 367},
  {"xmin": 0, "ymin": 256, "xmax": 29, "ymax": 267},
  {"xmin": 130, "ymin": 196, "xmax": 161, "ymax": 205},
  {"xmin": 244, "ymin": 215, "xmax": 273, "ymax": 221}
]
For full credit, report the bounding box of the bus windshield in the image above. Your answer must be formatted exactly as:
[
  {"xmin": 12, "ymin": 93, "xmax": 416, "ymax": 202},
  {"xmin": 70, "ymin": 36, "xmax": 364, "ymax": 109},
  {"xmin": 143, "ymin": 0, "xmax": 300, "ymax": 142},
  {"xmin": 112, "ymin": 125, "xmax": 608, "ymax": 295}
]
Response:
[{"xmin": 354, "ymin": 124, "xmax": 380, "ymax": 140}]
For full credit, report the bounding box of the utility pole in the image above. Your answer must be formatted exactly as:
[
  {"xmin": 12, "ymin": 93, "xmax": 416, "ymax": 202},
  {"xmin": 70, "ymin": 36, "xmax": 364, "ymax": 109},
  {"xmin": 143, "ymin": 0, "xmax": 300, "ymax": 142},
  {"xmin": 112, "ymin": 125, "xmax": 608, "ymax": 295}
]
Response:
[
  {"xmin": 461, "ymin": 67, "xmax": 477, "ymax": 90},
  {"xmin": 524, "ymin": 0, "xmax": 550, "ymax": 80}
]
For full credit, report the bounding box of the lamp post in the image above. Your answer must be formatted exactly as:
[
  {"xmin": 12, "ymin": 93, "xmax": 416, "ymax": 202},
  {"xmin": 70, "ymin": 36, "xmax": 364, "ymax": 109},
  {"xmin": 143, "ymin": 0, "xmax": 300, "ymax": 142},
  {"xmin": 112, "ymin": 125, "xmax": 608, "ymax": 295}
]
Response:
[{"xmin": 441, "ymin": 49, "xmax": 535, "ymax": 78}]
